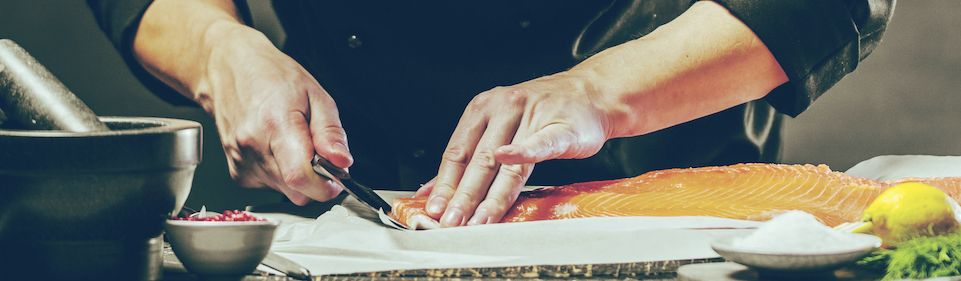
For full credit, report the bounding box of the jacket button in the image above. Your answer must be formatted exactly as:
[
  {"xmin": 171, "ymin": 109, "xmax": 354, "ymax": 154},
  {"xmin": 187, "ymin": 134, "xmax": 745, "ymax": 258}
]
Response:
[
  {"xmin": 411, "ymin": 148, "xmax": 425, "ymax": 158},
  {"xmin": 519, "ymin": 19, "xmax": 531, "ymax": 28},
  {"xmin": 518, "ymin": 13, "xmax": 532, "ymax": 28},
  {"xmin": 347, "ymin": 35, "xmax": 363, "ymax": 48}
]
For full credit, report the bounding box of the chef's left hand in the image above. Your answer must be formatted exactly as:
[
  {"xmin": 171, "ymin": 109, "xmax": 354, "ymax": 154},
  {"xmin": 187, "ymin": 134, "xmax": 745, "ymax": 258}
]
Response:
[
  {"xmin": 415, "ymin": 72, "xmax": 613, "ymax": 227},
  {"xmin": 414, "ymin": 0, "xmax": 790, "ymax": 228}
]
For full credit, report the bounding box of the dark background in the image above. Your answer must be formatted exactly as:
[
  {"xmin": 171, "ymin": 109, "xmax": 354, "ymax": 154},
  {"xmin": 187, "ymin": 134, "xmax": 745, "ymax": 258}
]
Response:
[{"xmin": 1, "ymin": 0, "xmax": 957, "ymax": 211}]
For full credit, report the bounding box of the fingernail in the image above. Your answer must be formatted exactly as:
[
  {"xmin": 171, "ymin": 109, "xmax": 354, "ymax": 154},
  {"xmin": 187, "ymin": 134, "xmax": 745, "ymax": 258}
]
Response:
[
  {"xmin": 440, "ymin": 208, "xmax": 465, "ymax": 227},
  {"xmin": 497, "ymin": 145, "xmax": 515, "ymax": 154},
  {"xmin": 332, "ymin": 142, "xmax": 351, "ymax": 157},
  {"xmin": 426, "ymin": 196, "xmax": 447, "ymax": 215},
  {"xmin": 467, "ymin": 209, "xmax": 490, "ymax": 226}
]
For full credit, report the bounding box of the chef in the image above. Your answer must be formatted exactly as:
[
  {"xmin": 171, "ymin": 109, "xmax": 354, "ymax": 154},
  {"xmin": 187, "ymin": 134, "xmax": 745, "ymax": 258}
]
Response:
[{"xmin": 88, "ymin": 0, "xmax": 894, "ymax": 227}]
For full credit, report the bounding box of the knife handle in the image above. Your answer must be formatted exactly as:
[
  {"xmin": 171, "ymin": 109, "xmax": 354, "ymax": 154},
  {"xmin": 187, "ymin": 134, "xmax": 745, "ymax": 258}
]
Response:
[
  {"xmin": 312, "ymin": 154, "xmax": 350, "ymax": 179},
  {"xmin": 311, "ymin": 154, "xmax": 394, "ymax": 214}
]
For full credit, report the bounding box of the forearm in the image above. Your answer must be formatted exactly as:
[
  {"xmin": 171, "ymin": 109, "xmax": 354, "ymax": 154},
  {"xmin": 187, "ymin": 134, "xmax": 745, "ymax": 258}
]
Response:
[
  {"xmin": 572, "ymin": 0, "xmax": 788, "ymax": 139},
  {"xmin": 132, "ymin": 0, "xmax": 252, "ymax": 104}
]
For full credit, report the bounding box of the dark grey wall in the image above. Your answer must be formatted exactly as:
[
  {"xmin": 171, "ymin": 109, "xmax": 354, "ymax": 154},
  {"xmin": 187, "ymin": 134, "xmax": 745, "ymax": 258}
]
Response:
[
  {"xmin": 779, "ymin": 1, "xmax": 961, "ymax": 170},
  {"xmin": 0, "ymin": 1, "xmax": 957, "ymax": 211}
]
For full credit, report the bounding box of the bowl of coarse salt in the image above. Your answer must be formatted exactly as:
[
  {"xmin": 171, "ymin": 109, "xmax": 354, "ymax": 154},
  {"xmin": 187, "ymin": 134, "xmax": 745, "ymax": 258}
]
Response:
[{"xmin": 711, "ymin": 211, "xmax": 881, "ymax": 274}]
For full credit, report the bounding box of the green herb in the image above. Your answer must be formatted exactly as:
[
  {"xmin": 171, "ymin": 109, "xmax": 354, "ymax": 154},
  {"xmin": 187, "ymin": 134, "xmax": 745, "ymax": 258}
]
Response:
[{"xmin": 857, "ymin": 233, "xmax": 961, "ymax": 280}]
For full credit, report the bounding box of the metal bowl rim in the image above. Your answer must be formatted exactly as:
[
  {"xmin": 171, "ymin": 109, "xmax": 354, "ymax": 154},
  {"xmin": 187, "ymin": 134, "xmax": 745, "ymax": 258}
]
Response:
[
  {"xmin": 0, "ymin": 116, "xmax": 200, "ymax": 137},
  {"xmin": 165, "ymin": 219, "xmax": 281, "ymax": 227}
]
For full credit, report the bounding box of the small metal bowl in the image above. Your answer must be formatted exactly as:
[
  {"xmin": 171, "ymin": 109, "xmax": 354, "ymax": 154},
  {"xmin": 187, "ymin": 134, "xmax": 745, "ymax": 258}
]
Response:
[
  {"xmin": 164, "ymin": 219, "xmax": 280, "ymax": 277},
  {"xmin": 711, "ymin": 231, "xmax": 881, "ymax": 275}
]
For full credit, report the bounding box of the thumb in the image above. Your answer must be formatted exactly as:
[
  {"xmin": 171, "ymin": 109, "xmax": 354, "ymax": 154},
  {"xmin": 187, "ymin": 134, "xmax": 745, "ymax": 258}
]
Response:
[
  {"xmin": 495, "ymin": 124, "xmax": 602, "ymax": 164},
  {"xmin": 308, "ymin": 89, "xmax": 353, "ymax": 169},
  {"xmin": 315, "ymin": 127, "xmax": 352, "ymax": 169}
]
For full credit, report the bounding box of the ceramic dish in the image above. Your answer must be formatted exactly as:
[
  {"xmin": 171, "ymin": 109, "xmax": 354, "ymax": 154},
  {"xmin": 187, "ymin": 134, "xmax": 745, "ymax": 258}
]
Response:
[
  {"xmin": 711, "ymin": 232, "xmax": 881, "ymax": 274},
  {"xmin": 165, "ymin": 219, "xmax": 280, "ymax": 276}
]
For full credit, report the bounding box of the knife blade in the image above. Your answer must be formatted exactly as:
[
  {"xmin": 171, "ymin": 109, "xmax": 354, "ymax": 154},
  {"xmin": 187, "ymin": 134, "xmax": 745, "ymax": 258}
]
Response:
[
  {"xmin": 311, "ymin": 154, "xmax": 393, "ymax": 214},
  {"xmin": 312, "ymin": 154, "xmax": 412, "ymax": 230},
  {"xmin": 261, "ymin": 252, "xmax": 311, "ymax": 280}
]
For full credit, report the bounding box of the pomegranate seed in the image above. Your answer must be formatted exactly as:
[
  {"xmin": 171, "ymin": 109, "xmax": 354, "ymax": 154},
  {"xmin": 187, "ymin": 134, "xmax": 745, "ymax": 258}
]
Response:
[{"xmin": 172, "ymin": 209, "xmax": 266, "ymax": 221}]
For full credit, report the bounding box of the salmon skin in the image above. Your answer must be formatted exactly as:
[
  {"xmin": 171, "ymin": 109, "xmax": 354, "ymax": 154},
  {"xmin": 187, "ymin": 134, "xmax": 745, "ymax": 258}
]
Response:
[{"xmin": 391, "ymin": 163, "xmax": 961, "ymax": 230}]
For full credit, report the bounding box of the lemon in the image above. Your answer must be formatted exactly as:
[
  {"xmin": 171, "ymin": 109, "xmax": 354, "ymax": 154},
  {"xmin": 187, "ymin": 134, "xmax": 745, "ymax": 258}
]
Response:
[{"xmin": 859, "ymin": 182, "xmax": 961, "ymax": 247}]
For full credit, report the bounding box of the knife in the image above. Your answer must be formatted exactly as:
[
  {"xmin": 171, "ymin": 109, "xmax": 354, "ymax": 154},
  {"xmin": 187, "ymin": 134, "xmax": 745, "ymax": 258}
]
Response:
[
  {"xmin": 312, "ymin": 154, "xmax": 410, "ymax": 230},
  {"xmin": 260, "ymin": 252, "xmax": 311, "ymax": 280}
]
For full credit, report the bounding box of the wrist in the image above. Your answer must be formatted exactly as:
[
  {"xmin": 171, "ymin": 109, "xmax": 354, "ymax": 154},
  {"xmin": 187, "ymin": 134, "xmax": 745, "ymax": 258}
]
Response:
[
  {"xmin": 566, "ymin": 0, "xmax": 787, "ymax": 140},
  {"xmin": 192, "ymin": 23, "xmax": 268, "ymax": 108},
  {"xmin": 557, "ymin": 65, "xmax": 636, "ymax": 141},
  {"xmin": 132, "ymin": 0, "xmax": 250, "ymax": 104}
]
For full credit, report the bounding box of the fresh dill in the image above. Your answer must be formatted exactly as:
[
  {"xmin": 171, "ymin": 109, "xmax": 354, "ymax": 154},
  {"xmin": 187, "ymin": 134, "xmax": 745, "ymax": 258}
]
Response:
[{"xmin": 857, "ymin": 232, "xmax": 961, "ymax": 280}]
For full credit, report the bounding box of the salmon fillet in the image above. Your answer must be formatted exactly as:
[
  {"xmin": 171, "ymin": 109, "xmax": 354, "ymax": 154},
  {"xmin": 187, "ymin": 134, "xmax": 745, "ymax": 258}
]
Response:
[{"xmin": 391, "ymin": 163, "xmax": 961, "ymax": 230}]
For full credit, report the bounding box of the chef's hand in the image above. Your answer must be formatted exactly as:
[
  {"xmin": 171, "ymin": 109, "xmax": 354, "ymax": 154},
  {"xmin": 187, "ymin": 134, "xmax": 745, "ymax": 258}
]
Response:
[
  {"xmin": 198, "ymin": 29, "xmax": 351, "ymax": 205},
  {"xmin": 416, "ymin": 73, "xmax": 612, "ymax": 227},
  {"xmin": 133, "ymin": 0, "xmax": 350, "ymax": 204},
  {"xmin": 416, "ymin": 0, "xmax": 788, "ymax": 227}
]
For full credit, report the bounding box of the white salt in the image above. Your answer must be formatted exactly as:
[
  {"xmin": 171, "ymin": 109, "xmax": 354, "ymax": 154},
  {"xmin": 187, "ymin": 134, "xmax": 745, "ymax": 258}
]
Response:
[{"xmin": 731, "ymin": 210, "xmax": 864, "ymax": 253}]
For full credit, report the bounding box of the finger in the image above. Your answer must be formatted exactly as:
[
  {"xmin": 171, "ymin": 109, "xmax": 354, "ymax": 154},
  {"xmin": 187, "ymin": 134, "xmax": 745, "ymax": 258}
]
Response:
[
  {"xmin": 286, "ymin": 81, "xmax": 348, "ymax": 203},
  {"xmin": 312, "ymin": 127, "xmax": 351, "ymax": 171},
  {"xmin": 467, "ymin": 163, "xmax": 532, "ymax": 225},
  {"xmin": 223, "ymin": 145, "xmax": 267, "ymax": 188},
  {"xmin": 427, "ymin": 110, "xmax": 489, "ymax": 219},
  {"xmin": 275, "ymin": 185, "xmax": 312, "ymax": 206},
  {"xmin": 439, "ymin": 113, "xmax": 522, "ymax": 227},
  {"xmin": 230, "ymin": 141, "xmax": 313, "ymax": 205},
  {"xmin": 306, "ymin": 87, "xmax": 350, "ymax": 199},
  {"xmin": 439, "ymin": 147, "xmax": 499, "ymax": 227},
  {"xmin": 227, "ymin": 126, "xmax": 314, "ymax": 205},
  {"xmin": 307, "ymin": 87, "xmax": 353, "ymax": 169},
  {"xmin": 415, "ymin": 177, "xmax": 437, "ymax": 198},
  {"xmin": 269, "ymin": 111, "xmax": 342, "ymax": 203}
]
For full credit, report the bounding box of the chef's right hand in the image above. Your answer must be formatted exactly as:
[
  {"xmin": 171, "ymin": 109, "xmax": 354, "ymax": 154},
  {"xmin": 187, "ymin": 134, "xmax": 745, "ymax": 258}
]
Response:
[
  {"xmin": 133, "ymin": 0, "xmax": 349, "ymax": 204},
  {"xmin": 201, "ymin": 27, "xmax": 352, "ymax": 205}
]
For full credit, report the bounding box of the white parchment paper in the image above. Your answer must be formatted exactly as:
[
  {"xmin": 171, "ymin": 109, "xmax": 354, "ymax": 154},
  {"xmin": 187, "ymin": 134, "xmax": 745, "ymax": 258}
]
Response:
[{"xmin": 259, "ymin": 207, "xmax": 758, "ymax": 276}]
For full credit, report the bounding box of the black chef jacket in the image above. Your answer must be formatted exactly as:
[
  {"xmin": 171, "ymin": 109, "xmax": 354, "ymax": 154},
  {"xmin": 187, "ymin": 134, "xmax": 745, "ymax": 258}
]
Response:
[{"xmin": 88, "ymin": 0, "xmax": 894, "ymax": 191}]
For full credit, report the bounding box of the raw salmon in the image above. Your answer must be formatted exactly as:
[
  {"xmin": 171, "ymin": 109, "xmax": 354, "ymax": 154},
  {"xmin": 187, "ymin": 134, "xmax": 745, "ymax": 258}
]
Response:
[{"xmin": 391, "ymin": 163, "xmax": 961, "ymax": 230}]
